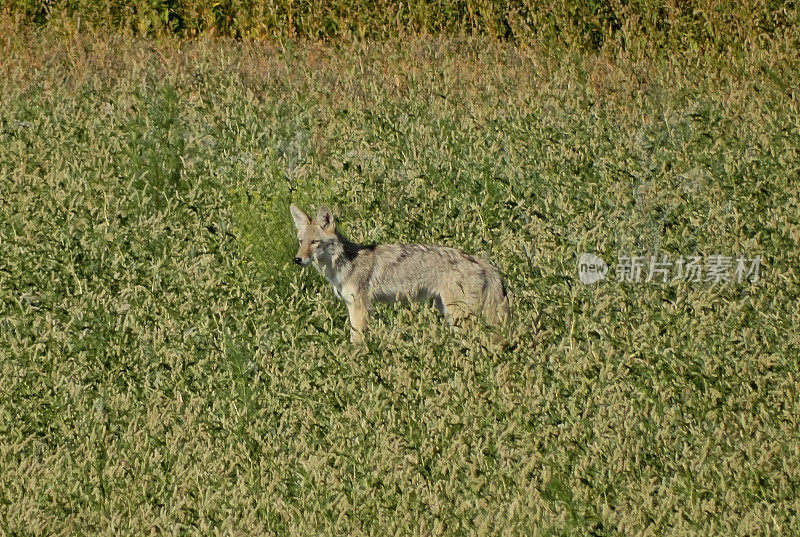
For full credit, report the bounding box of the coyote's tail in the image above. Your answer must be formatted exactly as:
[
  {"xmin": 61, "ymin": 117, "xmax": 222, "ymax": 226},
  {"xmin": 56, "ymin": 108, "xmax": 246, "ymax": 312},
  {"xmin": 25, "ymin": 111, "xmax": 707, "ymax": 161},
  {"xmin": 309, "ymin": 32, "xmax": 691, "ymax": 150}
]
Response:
[{"xmin": 479, "ymin": 260, "xmax": 510, "ymax": 326}]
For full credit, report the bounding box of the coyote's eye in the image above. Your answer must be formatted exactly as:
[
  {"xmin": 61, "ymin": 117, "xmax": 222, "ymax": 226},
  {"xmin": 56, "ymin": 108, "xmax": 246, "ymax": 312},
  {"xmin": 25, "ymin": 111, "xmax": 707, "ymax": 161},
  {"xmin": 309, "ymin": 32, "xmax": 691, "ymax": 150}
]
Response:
[{"xmin": 310, "ymin": 240, "xmax": 320, "ymax": 245}]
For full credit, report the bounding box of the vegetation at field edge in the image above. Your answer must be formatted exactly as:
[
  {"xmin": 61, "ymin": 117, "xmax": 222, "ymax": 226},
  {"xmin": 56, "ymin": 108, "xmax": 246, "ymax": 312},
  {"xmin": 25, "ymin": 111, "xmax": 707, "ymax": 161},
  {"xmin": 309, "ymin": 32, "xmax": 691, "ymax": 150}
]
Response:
[{"xmin": 5, "ymin": 0, "xmax": 799, "ymax": 51}]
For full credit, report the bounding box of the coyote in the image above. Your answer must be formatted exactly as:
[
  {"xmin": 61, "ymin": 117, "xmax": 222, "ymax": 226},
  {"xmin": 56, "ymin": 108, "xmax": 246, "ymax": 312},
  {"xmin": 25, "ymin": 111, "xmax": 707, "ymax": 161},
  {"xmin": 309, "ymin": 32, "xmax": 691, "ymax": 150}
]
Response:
[{"xmin": 290, "ymin": 204, "xmax": 510, "ymax": 344}]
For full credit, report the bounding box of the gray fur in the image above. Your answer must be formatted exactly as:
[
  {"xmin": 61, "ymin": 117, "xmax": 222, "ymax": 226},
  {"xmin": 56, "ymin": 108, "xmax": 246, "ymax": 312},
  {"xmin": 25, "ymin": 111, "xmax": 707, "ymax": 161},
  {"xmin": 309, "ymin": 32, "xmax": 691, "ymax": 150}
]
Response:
[{"xmin": 291, "ymin": 203, "xmax": 510, "ymax": 343}]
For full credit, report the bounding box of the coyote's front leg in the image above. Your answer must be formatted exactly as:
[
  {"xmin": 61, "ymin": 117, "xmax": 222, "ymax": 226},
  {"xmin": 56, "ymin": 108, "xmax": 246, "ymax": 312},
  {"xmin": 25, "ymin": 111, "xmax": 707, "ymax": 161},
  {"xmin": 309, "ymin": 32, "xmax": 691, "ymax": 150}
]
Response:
[{"xmin": 344, "ymin": 290, "xmax": 369, "ymax": 344}]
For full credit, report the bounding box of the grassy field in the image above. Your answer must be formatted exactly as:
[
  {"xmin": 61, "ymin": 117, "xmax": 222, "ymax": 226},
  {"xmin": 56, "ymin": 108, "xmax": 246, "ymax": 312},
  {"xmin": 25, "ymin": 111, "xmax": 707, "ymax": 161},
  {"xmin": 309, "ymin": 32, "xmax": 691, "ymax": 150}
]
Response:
[{"xmin": 1, "ymin": 19, "xmax": 800, "ymax": 536}]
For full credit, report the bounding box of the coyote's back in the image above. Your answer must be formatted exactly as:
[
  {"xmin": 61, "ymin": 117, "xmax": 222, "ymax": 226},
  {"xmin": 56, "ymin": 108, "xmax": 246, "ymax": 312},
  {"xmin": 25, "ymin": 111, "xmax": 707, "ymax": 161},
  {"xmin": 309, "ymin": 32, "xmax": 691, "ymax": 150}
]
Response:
[
  {"xmin": 362, "ymin": 243, "xmax": 510, "ymax": 325},
  {"xmin": 290, "ymin": 203, "xmax": 509, "ymax": 343}
]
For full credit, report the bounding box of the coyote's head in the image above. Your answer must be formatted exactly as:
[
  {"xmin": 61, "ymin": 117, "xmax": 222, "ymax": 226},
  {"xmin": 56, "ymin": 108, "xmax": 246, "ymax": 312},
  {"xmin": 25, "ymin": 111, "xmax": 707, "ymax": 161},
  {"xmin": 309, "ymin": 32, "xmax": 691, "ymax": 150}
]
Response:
[{"xmin": 290, "ymin": 204, "xmax": 336, "ymax": 266}]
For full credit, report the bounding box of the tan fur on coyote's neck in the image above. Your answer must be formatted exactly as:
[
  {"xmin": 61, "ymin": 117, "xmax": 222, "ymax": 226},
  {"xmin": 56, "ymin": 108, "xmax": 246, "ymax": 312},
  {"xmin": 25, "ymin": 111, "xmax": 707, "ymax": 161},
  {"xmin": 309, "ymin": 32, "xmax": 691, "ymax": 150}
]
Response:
[{"xmin": 313, "ymin": 232, "xmax": 373, "ymax": 298}]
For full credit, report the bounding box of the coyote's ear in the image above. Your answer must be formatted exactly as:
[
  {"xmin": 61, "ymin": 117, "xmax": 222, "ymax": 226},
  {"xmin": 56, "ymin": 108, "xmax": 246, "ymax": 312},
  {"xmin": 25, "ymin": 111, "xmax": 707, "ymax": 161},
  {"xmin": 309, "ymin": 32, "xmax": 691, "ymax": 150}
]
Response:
[
  {"xmin": 316, "ymin": 205, "xmax": 335, "ymax": 233},
  {"xmin": 290, "ymin": 204, "xmax": 311, "ymax": 232}
]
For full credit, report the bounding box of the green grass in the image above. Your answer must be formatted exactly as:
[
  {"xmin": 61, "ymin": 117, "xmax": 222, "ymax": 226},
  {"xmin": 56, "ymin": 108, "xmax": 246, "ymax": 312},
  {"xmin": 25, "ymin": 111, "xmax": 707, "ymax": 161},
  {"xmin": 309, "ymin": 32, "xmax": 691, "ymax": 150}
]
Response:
[{"xmin": 1, "ymin": 22, "xmax": 799, "ymax": 535}]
